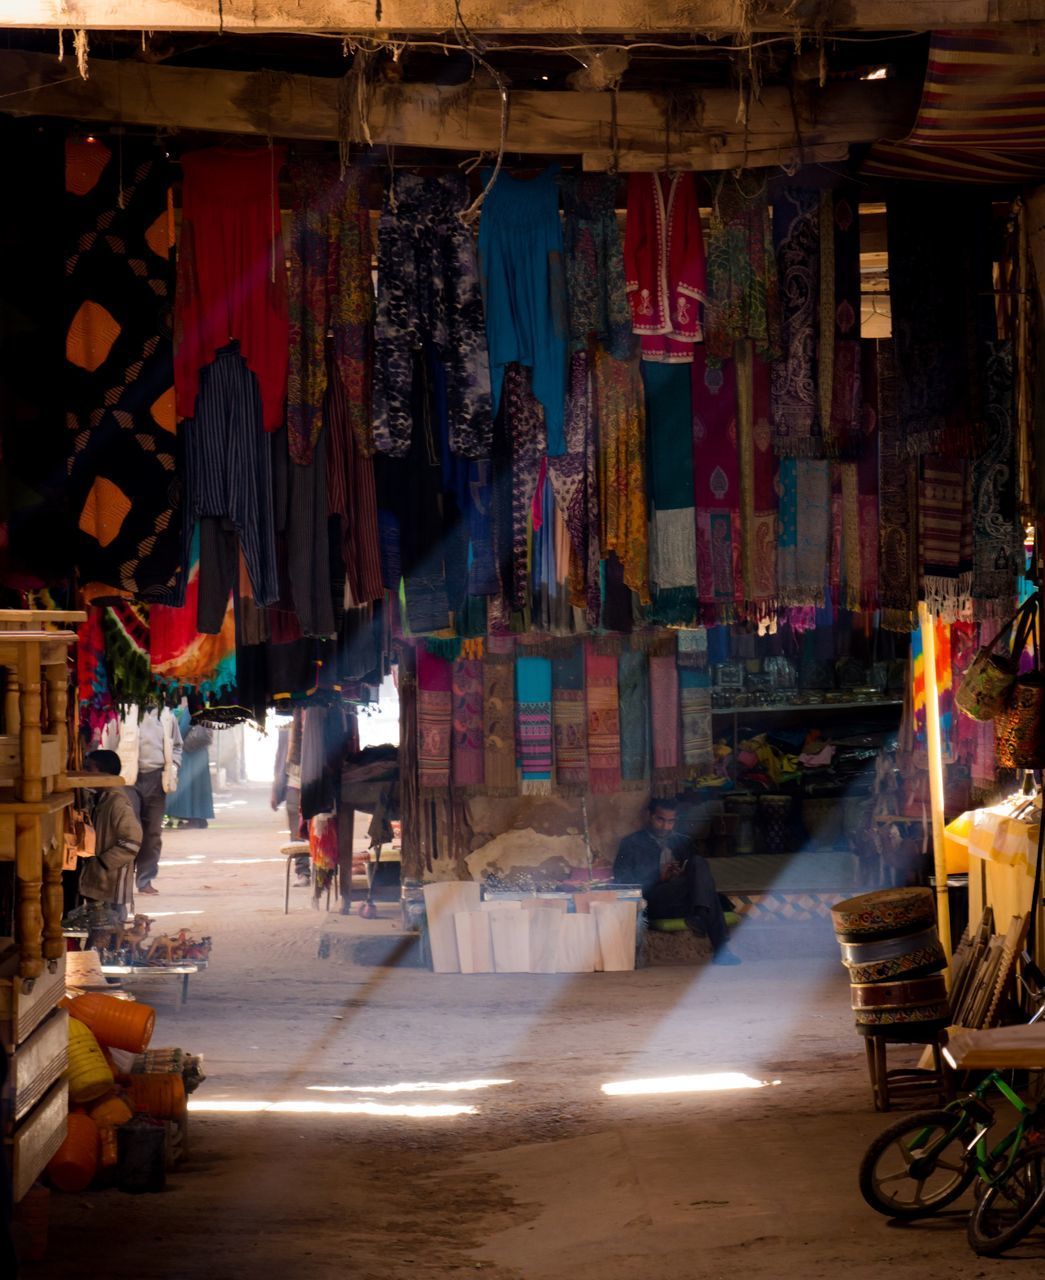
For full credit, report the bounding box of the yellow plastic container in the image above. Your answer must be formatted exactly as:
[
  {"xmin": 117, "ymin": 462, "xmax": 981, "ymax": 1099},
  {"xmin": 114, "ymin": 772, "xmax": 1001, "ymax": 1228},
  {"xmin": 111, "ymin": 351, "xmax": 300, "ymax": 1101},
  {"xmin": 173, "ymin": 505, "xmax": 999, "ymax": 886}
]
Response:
[
  {"xmin": 66, "ymin": 1019, "xmax": 115, "ymax": 1104},
  {"xmin": 89, "ymin": 1093, "xmax": 134, "ymax": 1129}
]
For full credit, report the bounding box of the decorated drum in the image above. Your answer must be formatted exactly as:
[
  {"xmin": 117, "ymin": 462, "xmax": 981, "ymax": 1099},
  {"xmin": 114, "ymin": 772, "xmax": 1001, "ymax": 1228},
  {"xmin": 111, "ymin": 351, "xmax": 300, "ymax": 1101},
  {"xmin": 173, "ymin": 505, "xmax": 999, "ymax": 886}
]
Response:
[
  {"xmin": 854, "ymin": 1002, "xmax": 950, "ymax": 1028},
  {"xmin": 844, "ymin": 937, "xmax": 947, "ymax": 985},
  {"xmin": 850, "ymin": 974, "xmax": 948, "ymax": 1012},
  {"xmin": 831, "ymin": 887, "xmax": 936, "ymax": 943}
]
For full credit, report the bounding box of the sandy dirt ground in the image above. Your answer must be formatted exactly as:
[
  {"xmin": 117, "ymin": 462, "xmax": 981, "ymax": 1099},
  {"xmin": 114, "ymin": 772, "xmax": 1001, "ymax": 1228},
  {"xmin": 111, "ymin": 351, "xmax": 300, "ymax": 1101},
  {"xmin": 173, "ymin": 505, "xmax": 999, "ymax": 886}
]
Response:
[{"xmin": 24, "ymin": 782, "xmax": 1045, "ymax": 1279}]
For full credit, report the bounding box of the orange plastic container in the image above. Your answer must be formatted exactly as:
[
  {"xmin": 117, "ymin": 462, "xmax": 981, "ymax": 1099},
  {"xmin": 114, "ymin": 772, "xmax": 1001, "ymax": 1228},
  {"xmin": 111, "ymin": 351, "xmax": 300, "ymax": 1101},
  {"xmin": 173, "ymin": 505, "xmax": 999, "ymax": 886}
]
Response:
[
  {"xmin": 48, "ymin": 1114, "xmax": 99, "ymax": 1192},
  {"xmin": 66, "ymin": 1020, "xmax": 115, "ymax": 1104},
  {"xmin": 65, "ymin": 993, "xmax": 156, "ymax": 1053},
  {"xmin": 127, "ymin": 1072, "xmax": 186, "ymax": 1119},
  {"xmin": 89, "ymin": 1094, "xmax": 133, "ymax": 1129},
  {"xmin": 98, "ymin": 1126, "xmax": 119, "ymax": 1170}
]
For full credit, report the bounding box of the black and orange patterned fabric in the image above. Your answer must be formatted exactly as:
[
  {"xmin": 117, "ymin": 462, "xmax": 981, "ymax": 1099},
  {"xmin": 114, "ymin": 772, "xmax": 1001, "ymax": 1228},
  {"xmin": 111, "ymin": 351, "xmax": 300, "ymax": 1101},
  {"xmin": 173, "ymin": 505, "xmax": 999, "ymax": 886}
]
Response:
[{"xmin": 65, "ymin": 137, "xmax": 183, "ymax": 603}]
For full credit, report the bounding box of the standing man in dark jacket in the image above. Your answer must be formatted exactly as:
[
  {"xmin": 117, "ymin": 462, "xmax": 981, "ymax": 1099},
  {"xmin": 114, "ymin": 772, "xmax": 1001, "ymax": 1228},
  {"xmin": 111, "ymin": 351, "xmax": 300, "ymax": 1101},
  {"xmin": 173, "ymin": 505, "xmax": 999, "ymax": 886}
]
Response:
[
  {"xmin": 79, "ymin": 750, "xmax": 143, "ymax": 914},
  {"xmin": 614, "ymin": 797, "xmax": 740, "ymax": 965}
]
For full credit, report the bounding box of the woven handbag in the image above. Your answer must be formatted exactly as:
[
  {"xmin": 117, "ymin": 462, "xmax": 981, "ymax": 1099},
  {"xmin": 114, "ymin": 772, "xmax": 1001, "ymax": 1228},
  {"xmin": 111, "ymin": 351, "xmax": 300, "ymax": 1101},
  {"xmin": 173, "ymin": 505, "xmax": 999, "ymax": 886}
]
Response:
[
  {"xmin": 956, "ymin": 593, "xmax": 1038, "ymax": 722},
  {"xmin": 995, "ymin": 603, "xmax": 1045, "ymax": 768}
]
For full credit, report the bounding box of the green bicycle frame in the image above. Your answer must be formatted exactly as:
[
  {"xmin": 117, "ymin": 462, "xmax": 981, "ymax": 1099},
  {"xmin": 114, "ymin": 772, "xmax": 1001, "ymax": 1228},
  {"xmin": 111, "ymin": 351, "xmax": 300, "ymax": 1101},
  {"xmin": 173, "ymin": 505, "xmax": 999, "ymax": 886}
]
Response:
[{"xmin": 911, "ymin": 1071, "xmax": 1037, "ymax": 1190}]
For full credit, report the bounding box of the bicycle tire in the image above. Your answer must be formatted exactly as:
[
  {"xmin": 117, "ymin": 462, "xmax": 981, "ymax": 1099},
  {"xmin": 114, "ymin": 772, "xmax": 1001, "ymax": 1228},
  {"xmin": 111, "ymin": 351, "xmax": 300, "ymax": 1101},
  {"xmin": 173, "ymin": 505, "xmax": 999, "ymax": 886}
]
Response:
[
  {"xmin": 860, "ymin": 1109, "xmax": 975, "ymax": 1218},
  {"xmin": 968, "ymin": 1146, "xmax": 1045, "ymax": 1256}
]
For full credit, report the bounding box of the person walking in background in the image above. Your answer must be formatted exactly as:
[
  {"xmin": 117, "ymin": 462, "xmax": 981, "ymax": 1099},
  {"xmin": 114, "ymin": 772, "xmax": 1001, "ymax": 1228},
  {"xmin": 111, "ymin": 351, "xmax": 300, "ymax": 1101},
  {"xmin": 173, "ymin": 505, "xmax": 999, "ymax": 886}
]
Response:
[
  {"xmin": 116, "ymin": 704, "xmax": 182, "ymax": 896},
  {"xmin": 79, "ymin": 749, "xmax": 142, "ymax": 914},
  {"xmin": 166, "ymin": 703, "xmax": 214, "ymax": 829},
  {"xmin": 272, "ymin": 711, "xmax": 308, "ymax": 886}
]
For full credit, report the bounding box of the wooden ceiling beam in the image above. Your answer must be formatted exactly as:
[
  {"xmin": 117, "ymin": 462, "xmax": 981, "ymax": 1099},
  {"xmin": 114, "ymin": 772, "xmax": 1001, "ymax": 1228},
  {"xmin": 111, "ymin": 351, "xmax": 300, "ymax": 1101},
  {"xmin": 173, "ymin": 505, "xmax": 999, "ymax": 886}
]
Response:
[
  {"xmin": 0, "ymin": 0, "xmax": 1041, "ymax": 34},
  {"xmin": 0, "ymin": 51, "xmax": 916, "ymax": 157}
]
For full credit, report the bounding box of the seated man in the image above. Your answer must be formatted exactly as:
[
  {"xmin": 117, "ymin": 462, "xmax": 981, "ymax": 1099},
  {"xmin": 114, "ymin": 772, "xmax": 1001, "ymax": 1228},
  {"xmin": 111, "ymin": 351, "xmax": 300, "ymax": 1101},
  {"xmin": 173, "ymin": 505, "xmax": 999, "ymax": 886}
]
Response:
[
  {"xmin": 79, "ymin": 749, "xmax": 143, "ymax": 917},
  {"xmin": 614, "ymin": 797, "xmax": 741, "ymax": 966}
]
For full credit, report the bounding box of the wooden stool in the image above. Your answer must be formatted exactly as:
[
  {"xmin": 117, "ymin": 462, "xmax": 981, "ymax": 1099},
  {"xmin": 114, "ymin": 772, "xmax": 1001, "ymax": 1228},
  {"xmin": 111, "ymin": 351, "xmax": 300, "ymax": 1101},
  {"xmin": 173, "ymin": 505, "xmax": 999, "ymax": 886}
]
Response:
[
  {"xmin": 281, "ymin": 842, "xmax": 311, "ymax": 914},
  {"xmin": 861, "ymin": 1027, "xmax": 951, "ymax": 1112}
]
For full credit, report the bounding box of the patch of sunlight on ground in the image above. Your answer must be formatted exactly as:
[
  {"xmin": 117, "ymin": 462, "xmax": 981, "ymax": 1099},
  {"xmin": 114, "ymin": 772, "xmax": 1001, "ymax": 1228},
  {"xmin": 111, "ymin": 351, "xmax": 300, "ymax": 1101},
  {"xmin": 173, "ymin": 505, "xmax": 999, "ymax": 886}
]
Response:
[
  {"xmin": 307, "ymin": 1078, "xmax": 513, "ymax": 1095},
  {"xmin": 601, "ymin": 1072, "xmax": 780, "ymax": 1097},
  {"xmin": 188, "ymin": 1098, "xmax": 477, "ymax": 1118}
]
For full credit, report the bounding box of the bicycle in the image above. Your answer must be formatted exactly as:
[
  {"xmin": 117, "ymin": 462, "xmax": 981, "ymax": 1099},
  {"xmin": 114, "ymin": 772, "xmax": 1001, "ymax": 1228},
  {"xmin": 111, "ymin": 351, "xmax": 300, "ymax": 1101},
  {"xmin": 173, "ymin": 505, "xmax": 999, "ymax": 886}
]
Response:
[{"xmin": 860, "ymin": 953, "xmax": 1045, "ymax": 1257}]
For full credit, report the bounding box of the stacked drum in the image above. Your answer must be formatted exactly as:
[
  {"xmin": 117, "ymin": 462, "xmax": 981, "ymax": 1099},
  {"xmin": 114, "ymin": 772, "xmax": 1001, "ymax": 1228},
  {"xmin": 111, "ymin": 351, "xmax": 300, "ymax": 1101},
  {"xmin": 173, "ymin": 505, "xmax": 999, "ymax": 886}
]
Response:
[{"xmin": 832, "ymin": 888, "xmax": 950, "ymax": 1035}]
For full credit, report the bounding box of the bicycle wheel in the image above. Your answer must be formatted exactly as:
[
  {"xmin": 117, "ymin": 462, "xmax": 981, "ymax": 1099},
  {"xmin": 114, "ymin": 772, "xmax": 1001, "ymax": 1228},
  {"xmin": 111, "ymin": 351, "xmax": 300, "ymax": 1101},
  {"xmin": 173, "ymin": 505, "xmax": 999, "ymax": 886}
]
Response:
[
  {"xmin": 860, "ymin": 1109, "xmax": 975, "ymax": 1218},
  {"xmin": 968, "ymin": 1147, "xmax": 1045, "ymax": 1256}
]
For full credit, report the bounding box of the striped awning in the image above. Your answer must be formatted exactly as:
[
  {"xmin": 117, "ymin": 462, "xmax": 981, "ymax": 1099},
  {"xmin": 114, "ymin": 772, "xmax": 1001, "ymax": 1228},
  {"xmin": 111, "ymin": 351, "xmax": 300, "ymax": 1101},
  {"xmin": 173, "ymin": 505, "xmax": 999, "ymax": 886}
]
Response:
[{"xmin": 864, "ymin": 27, "xmax": 1045, "ymax": 183}]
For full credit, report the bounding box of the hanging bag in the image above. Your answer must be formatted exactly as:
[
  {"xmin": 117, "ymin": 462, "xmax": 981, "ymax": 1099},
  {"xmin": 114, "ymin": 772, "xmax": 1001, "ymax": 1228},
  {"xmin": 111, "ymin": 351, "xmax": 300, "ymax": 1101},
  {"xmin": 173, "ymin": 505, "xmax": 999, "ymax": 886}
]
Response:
[
  {"xmin": 956, "ymin": 593, "xmax": 1039, "ymax": 722},
  {"xmin": 995, "ymin": 601, "xmax": 1045, "ymax": 769}
]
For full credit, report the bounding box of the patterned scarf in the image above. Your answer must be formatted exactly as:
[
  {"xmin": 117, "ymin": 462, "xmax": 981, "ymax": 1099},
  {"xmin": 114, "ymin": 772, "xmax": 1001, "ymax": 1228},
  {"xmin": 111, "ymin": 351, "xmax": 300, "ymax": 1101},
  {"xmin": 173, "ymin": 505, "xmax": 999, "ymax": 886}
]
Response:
[
  {"xmin": 920, "ymin": 456, "xmax": 974, "ymax": 621},
  {"xmin": 417, "ymin": 648, "xmax": 452, "ymax": 792},
  {"xmin": 703, "ymin": 177, "xmax": 781, "ymax": 366},
  {"xmin": 875, "ymin": 341, "xmax": 919, "ymax": 631},
  {"xmin": 644, "ymin": 361, "xmax": 698, "ymax": 625},
  {"xmin": 618, "ymin": 647, "xmax": 649, "ymax": 787},
  {"xmin": 594, "ymin": 349, "xmax": 650, "ymax": 605},
  {"xmin": 736, "ymin": 341, "xmax": 777, "ymax": 616},
  {"xmin": 680, "ymin": 667, "xmax": 713, "ymax": 777},
  {"xmin": 585, "ymin": 643, "xmax": 622, "ymax": 795},
  {"xmin": 972, "ymin": 341, "xmax": 1021, "ymax": 619},
  {"xmin": 778, "ymin": 459, "xmax": 831, "ymax": 607},
  {"xmin": 287, "ymin": 162, "xmax": 373, "ymax": 463},
  {"xmin": 561, "ymin": 173, "xmax": 634, "ymax": 360},
  {"xmin": 149, "ymin": 538, "xmax": 236, "ymax": 702},
  {"xmin": 649, "ymin": 652, "xmax": 680, "ymax": 795},
  {"xmin": 552, "ymin": 646, "xmax": 588, "ymax": 790},
  {"xmin": 835, "ymin": 345, "xmax": 881, "ymax": 612},
  {"xmin": 515, "ymin": 655, "xmax": 553, "ymax": 794},
  {"xmin": 65, "ymin": 138, "xmax": 183, "ymax": 604},
  {"xmin": 483, "ymin": 649, "xmax": 517, "ymax": 795},
  {"xmin": 451, "ymin": 657, "xmax": 484, "ymax": 789},
  {"xmin": 772, "ymin": 188, "xmax": 820, "ymax": 456},
  {"xmin": 548, "ymin": 352, "xmax": 601, "ymax": 626},
  {"xmin": 693, "ymin": 348, "xmax": 742, "ymax": 619},
  {"xmin": 826, "ymin": 188, "xmax": 863, "ymax": 457},
  {"xmin": 503, "ymin": 365, "xmax": 547, "ymax": 612}
]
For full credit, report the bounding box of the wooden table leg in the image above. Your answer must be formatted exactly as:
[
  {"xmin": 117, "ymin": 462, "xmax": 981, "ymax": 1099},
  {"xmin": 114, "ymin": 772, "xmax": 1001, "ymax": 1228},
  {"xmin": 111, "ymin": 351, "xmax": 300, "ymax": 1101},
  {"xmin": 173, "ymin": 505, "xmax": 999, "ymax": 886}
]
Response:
[
  {"xmin": 43, "ymin": 840, "xmax": 65, "ymax": 964},
  {"xmin": 16, "ymin": 813, "xmax": 43, "ymax": 981},
  {"xmin": 18, "ymin": 645, "xmax": 43, "ymax": 804}
]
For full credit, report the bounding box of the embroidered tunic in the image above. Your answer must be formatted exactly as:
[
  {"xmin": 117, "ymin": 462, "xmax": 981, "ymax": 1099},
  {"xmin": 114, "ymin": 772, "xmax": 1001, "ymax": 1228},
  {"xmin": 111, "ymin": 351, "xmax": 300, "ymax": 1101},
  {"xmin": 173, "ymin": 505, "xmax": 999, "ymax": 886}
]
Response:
[{"xmin": 624, "ymin": 172, "xmax": 707, "ymax": 363}]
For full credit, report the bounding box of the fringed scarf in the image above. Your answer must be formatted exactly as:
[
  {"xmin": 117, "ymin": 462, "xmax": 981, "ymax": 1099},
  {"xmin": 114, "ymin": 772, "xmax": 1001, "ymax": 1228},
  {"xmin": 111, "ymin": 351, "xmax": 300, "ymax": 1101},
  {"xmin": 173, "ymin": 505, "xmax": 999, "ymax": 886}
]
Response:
[
  {"xmin": 451, "ymin": 657, "xmax": 484, "ymax": 790},
  {"xmin": 505, "ymin": 365, "xmax": 547, "ymax": 613},
  {"xmin": 676, "ymin": 629, "xmax": 708, "ymax": 670},
  {"xmin": 736, "ymin": 340, "xmax": 777, "ymax": 617},
  {"xmin": 585, "ymin": 643, "xmax": 622, "ymax": 794},
  {"xmin": 972, "ymin": 341, "xmax": 1020, "ymax": 619},
  {"xmin": 875, "ymin": 340, "xmax": 919, "ymax": 631},
  {"xmin": 772, "ymin": 188, "xmax": 820, "ymax": 457},
  {"xmin": 644, "ymin": 361, "xmax": 698, "ymax": 625},
  {"xmin": 594, "ymin": 348, "xmax": 651, "ymax": 604},
  {"xmin": 515, "ymin": 655, "xmax": 553, "ymax": 794},
  {"xmin": 827, "ymin": 187, "xmax": 863, "ymax": 457},
  {"xmin": 548, "ymin": 352, "xmax": 601, "ymax": 626},
  {"xmin": 693, "ymin": 348, "xmax": 742, "ymax": 620},
  {"xmin": 552, "ymin": 646, "xmax": 588, "ymax": 790},
  {"xmin": 417, "ymin": 648, "xmax": 453, "ymax": 792},
  {"xmin": 649, "ymin": 652, "xmax": 681, "ymax": 795},
  {"xmin": 778, "ymin": 459, "xmax": 831, "ymax": 607},
  {"xmin": 483, "ymin": 649, "xmax": 517, "ymax": 795},
  {"xmin": 679, "ymin": 667, "xmax": 713, "ymax": 777},
  {"xmin": 919, "ymin": 456, "xmax": 973, "ymax": 622},
  {"xmin": 835, "ymin": 345, "xmax": 880, "ymax": 613},
  {"xmin": 618, "ymin": 648, "xmax": 649, "ymax": 788},
  {"xmin": 704, "ymin": 177, "xmax": 781, "ymax": 366},
  {"xmin": 150, "ymin": 549, "xmax": 237, "ymax": 703}
]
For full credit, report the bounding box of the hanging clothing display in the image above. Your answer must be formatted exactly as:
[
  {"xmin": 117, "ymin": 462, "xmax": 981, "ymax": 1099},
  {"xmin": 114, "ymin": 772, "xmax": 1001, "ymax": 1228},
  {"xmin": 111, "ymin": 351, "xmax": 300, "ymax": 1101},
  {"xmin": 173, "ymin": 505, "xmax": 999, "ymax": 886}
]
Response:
[
  {"xmin": 736, "ymin": 341, "xmax": 778, "ymax": 616},
  {"xmin": 181, "ymin": 342, "xmax": 278, "ymax": 632},
  {"xmin": 624, "ymin": 171, "xmax": 706, "ymax": 363},
  {"xmin": 552, "ymin": 646, "xmax": 588, "ymax": 790},
  {"xmin": 919, "ymin": 456, "xmax": 974, "ymax": 621},
  {"xmin": 679, "ymin": 667, "xmax": 713, "ymax": 776},
  {"xmin": 972, "ymin": 341, "xmax": 1021, "ymax": 618},
  {"xmin": 595, "ymin": 349, "xmax": 650, "ymax": 605},
  {"xmin": 703, "ymin": 177, "xmax": 780, "ymax": 366},
  {"xmin": 65, "ymin": 137, "xmax": 182, "ymax": 603},
  {"xmin": 417, "ymin": 649, "xmax": 452, "ymax": 792},
  {"xmin": 874, "ymin": 340, "xmax": 919, "ymax": 632},
  {"xmin": 483, "ymin": 646, "xmax": 517, "ymax": 795},
  {"xmin": 693, "ymin": 349, "xmax": 742, "ymax": 617},
  {"xmin": 374, "ymin": 174, "xmax": 491, "ymax": 459},
  {"xmin": 174, "ymin": 147, "xmax": 288, "ymax": 432},
  {"xmin": 515, "ymin": 655, "xmax": 553, "ymax": 793},
  {"xmin": 451, "ymin": 657, "xmax": 484, "ymax": 790},
  {"xmin": 547, "ymin": 353, "xmax": 601, "ymax": 626},
  {"xmin": 287, "ymin": 161, "xmax": 374, "ymax": 464},
  {"xmin": 824, "ymin": 187, "xmax": 863, "ymax": 457},
  {"xmin": 644, "ymin": 361, "xmax": 698, "ymax": 624},
  {"xmin": 478, "ymin": 165, "xmax": 568, "ymax": 454},
  {"xmin": 561, "ymin": 172, "xmax": 634, "ymax": 359},
  {"xmin": 778, "ymin": 459, "xmax": 831, "ymax": 608},
  {"xmin": 585, "ymin": 643, "xmax": 622, "ymax": 795},
  {"xmin": 502, "ymin": 365, "xmax": 548, "ymax": 613},
  {"xmin": 772, "ymin": 187, "xmax": 820, "ymax": 456},
  {"xmin": 618, "ymin": 647, "xmax": 650, "ymax": 786}
]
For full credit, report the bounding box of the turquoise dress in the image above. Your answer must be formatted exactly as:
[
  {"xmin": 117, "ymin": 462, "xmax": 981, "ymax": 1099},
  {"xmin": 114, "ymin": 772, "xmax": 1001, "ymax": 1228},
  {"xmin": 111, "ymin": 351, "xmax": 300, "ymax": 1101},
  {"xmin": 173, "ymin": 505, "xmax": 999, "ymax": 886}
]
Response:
[
  {"xmin": 165, "ymin": 708, "xmax": 214, "ymax": 821},
  {"xmin": 477, "ymin": 165, "xmax": 568, "ymax": 455}
]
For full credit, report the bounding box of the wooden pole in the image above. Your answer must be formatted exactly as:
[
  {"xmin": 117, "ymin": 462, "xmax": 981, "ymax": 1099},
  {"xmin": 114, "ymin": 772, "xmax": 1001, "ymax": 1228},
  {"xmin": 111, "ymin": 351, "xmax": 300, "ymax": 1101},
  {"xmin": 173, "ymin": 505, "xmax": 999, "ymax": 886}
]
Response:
[{"xmin": 918, "ymin": 602, "xmax": 953, "ymax": 963}]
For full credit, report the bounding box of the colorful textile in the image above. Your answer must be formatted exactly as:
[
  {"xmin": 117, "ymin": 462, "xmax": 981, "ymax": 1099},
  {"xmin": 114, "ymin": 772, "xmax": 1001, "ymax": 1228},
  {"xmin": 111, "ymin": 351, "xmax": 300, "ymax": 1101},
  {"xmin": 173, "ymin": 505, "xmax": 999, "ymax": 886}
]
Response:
[
  {"xmin": 972, "ymin": 341, "xmax": 1021, "ymax": 617},
  {"xmin": 149, "ymin": 528, "xmax": 236, "ymax": 700},
  {"xmin": 287, "ymin": 162, "xmax": 373, "ymax": 463},
  {"xmin": 451, "ymin": 658, "xmax": 484, "ymax": 789},
  {"xmin": 649, "ymin": 652, "xmax": 680, "ymax": 793},
  {"xmin": 693, "ymin": 349, "xmax": 742, "ymax": 617},
  {"xmin": 102, "ymin": 601, "xmax": 153, "ymax": 708},
  {"xmin": 308, "ymin": 811, "xmax": 339, "ymax": 892},
  {"xmin": 174, "ymin": 147, "xmax": 288, "ymax": 432},
  {"xmin": 65, "ymin": 138, "xmax": 182, "ymax": 603},
  {"xmin": 886, "ymin": 185, "xmax": 994, "ymax": 456},
  {"xmin": 77, "ymin": 607, "xmax": 116, "ymax": 741},
  {"xmin": 703, "ymin": 177, "xmax": 780, "ymax": 366},
  {"xmin": 736, "ymin": 341, "xmax": 777, "ymax": 616},
  {"xmin": 479, "ymin": 165, "xmax": 568, "ymax": 454},
  {"xmin": 515, "ymin": 656, "xmax": 553, "ymax": 793},
  {"xmin": 482, "ymin": 650, "xmax": 517, "ymax": 794},
  {"xmin": 374, "ymin": 174, "xmax": 491, "ymax": 459},
  {"xmin": 585, "ymin": 644, "xmax": 622, "ymax": 795},
  {"xmin": 618, "ymin": 648, "xmax": 649, "ymax": 786},
  {"xmin": 772, "ymin": 188, "xmax": 820, "ymax": 456},
  {"xmin": 778, "ymin": 459, "xmax": 831, "ymax": 607},
  {"xmin": 548, "ymin": 352, "xmax": 601, "ymax": 625},
  {"xmin": 561, "ymin": 173, "xmax": 634, "ymax": 360},
  {"xmin": 920, "ymin": 456, "xmax": 973, "ymax": 621},
  {"xmin": 676, "ymin": 628, "xmax": 708, "ymax": 669},
  {"xmin": 935, "ymin": 620, "xmax": 956, "ymax": 763},
  {"xmin": 417, "ymin": 649, "xmax": 453, "ymax": 791},
  {"xmin": 679, "ymin": 667, "xmax": 713, "ymax": 775},
  {"xmin": 875, "ymin": 340, "xmax": 918, "ymax": 631},
  {"xmin": 502, "ymin": 365, "xmax": 548, "ymax": 612},
  {"xmin": 552, "ymin": 647, "xmax": 588, "ymax": 789},
  {"xmin": 644, "ymin": 361, "xmax": 697, "ymax": 624},
  {"xmin": 624, "ymin": 172, "xmax": 706, "ymax": 362},
  {"xmin": 826, "ymin": 188, "xmax": 863, "ymax": 456},
  {"xmin": 594, "ymin": 349, "xmax": 650, "ymax": 604}
]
